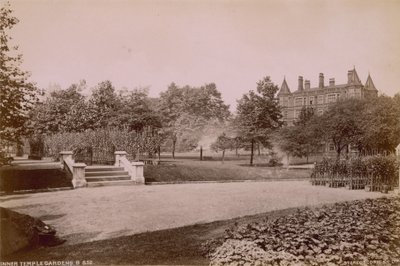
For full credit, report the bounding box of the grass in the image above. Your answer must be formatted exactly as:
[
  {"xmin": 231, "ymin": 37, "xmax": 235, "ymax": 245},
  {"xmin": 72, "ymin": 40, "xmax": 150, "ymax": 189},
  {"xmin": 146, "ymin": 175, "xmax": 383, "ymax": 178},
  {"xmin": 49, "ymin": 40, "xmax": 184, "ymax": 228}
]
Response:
[
  {"xmin": 3, "ymin": 208, "xmax": 299, "ymax": 265},
  {"xmin": 144, "ymin": 160, "xmax": 311, "ymax": 183}
]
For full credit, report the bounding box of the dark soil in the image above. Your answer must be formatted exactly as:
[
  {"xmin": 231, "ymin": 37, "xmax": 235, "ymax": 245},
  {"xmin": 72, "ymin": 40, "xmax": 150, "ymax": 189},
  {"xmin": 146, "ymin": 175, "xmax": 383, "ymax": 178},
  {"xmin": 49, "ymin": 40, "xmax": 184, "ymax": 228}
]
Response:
[{"xmin": 0, "ymin": 168, "xmax": 72, "ymax": 193}]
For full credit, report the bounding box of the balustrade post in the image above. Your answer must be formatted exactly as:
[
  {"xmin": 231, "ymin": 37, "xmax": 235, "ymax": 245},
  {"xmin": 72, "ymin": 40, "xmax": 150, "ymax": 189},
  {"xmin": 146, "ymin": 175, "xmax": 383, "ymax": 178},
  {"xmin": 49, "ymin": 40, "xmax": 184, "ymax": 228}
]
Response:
[
  {"xmin": 114, "ymin": 151, "xmax": 127, "ymax": 166},
  {"xmin": 72, "ymin": 163, "xmax": 87, "ymax": 188},
  {"xmin": 131, "ymin": 162, "xmax": 145, "ymax": 184},
  {"xmin": 60, "ymin": 151, "xmax": 73, "ymax": 168}
]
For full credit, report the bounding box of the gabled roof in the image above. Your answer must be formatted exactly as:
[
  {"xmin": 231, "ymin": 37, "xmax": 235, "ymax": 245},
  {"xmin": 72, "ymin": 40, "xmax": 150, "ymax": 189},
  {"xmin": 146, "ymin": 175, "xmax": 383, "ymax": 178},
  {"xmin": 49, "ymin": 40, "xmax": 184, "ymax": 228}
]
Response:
[
  {"xmin": 365, "ymin": 73, "xmax": 377, "ymax": 91},
  {"xmin": 278, "ymin": 77, "xmax": 291, "ymax": 95},
  {"xmin": 348, "ymin": 67, "xmax": 362, "ymax": 85}
]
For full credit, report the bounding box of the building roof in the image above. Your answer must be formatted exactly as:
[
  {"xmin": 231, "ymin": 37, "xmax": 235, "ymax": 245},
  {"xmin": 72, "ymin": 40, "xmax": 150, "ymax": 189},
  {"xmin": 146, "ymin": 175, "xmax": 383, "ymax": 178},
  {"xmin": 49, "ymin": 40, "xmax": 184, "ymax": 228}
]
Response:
[
  {"xmin": 348, "ymin": 68, "xmax": 362, "ymax": 85},
  {"xmin": 278, "ymin": 77, "xmax": 291, "ymax": 95},
  {"xmin": 365, "ymin": 74, "xmax": 377, "ymax": 91}
]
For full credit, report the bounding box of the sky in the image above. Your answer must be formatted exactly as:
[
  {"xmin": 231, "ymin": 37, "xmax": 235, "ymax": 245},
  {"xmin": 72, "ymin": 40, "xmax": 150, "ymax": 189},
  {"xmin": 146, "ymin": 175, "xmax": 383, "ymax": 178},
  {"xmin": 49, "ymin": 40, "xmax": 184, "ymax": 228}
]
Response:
[{"xmin": 5, "ymin": 0, "xmax": 400, "ymax": 110}]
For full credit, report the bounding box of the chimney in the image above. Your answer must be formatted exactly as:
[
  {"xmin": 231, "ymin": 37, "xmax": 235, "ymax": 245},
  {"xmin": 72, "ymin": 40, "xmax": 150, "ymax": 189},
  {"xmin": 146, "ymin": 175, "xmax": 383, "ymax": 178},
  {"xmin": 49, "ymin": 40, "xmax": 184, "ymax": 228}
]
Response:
[
  {"xmin": 304, "ymin": 80, "xmax": 310, "ymax": 90},
  {"xmin": 298, "ymin": 76, "xmax": 304, "ymax": 91},
  {"xmin": 329, "ymin": 78, "xmax": 335, "ymax": 86},
  {"xmin": 347, "ymin": 70, "xmax": 352, "ymax": 84},
  {"xmin": 319, "ymin": 73, "xmax": 324, "ymax": 89}
]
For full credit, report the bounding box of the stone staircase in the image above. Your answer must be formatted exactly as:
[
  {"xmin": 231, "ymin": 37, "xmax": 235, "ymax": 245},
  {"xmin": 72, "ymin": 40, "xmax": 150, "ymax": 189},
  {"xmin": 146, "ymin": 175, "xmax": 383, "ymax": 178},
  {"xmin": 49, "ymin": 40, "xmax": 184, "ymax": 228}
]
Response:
[{"xmin": 84, "ymin": 166, "xmax": 133, "ymax": 187}]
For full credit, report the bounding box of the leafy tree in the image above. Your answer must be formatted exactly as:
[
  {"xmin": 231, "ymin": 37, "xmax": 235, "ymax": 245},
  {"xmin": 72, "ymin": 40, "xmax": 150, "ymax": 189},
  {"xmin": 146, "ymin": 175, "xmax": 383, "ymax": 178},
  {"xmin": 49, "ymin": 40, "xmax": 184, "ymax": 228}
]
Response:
[
  {"xmin": 210, "ymin": 132, "xmax": 233, "ymax": 162},
  {"xmin": 312, "ymin": 98, "xmax": 365, "ymax": 159},
  {"xmin": 29, "ymin": 81, "xmax": 91, "ymax": 134},
  {"xmin": 158, "ymin": 82, "xmax": 230, "ymax": 158},
  {"xmin": 358, "ymin": 95, "xmax": 400, "ymax": 153},
  {"xmin": 278, "ymin": 107, "xmax": 322, "ymax": 163},
  {"xmin": 112, "ymin": 88, "xmax": 161, "ymax": 132},
  {"xmin": 235, "ymin": 76, "xmax": 283, "ymax": 165},
  {"xmin": 88, "ymin": 80, "xmax": 121, "ymax": 129},
  {"xmin": 0, "ymin": 3, "xmax": 39, "ymax": 144}
]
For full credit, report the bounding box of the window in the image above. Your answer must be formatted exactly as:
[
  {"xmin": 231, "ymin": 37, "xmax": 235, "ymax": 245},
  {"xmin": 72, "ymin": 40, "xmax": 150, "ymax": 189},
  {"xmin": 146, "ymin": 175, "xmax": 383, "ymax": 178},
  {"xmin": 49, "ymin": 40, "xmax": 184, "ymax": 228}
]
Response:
[
  {"xmin": 294, "ymin": 97, "xmax": 303, "ymax": 106},
  {"xmin": 317, "ymin": 95, "xmax": 324, "ymax": 104},
  {"xmin": 329, "ymin": 143, "xmax": 335, "ymax": 152},
  {"xmin": 294, "ymin": 109, "xmax": 301, "ymax": 119},
  {"xmin": 327, "ymin": 94, "xmax": 336, "ymax": 103},
  {"xmin": 309, "ymin": 96, "xmax": 314, "ymax": 105}
]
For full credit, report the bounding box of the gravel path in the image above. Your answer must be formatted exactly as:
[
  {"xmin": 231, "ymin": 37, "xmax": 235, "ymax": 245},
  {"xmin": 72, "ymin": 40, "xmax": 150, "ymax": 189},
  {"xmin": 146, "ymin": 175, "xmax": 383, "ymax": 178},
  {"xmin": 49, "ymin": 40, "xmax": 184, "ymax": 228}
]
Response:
[{"xmin": 0, "ymin": 181, "xmax": 384, "ymax": 245}]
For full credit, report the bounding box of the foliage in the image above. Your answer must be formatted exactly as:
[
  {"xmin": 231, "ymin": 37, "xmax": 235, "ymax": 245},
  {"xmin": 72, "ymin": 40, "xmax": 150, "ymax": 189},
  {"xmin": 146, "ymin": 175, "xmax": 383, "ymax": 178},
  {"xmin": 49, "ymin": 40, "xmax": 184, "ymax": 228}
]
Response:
[
  {"xmin": 44, "ymin": 128, "xmax": 162, "ymax": 160},
  {"xmin": 210, "ymin": 133, "xmax": 234, "ymax": 161},
  {"xmin": 112, "ymin": 88, "xmax": 161, "ymax": 131},
  {"xmin": 357, "ymin": 95, "xmax": 400, "ymax": 153},
  {"xmin": 208, "ymin": 197, "xmax": 400, "ymax": 266},
  {"xmin": 278, "ymin": 107, "xmax": 323, "ymax": 161},
  {"xmin": 158, "ymin": 82, "xmax": 231, "ymax": 156},
  {"xmin": 314, "ymin": 99, "xmax": 365, "ymax": 158},
  {"xmin": 28, "ymin": 81, "xmax": 91, "ymax": 134},
  {"xmin": 235, "ymin": 76, "xmax": 283, "ymax": 165},
  {"xmin": 311, "ymin": 155, "xmax": 399, "ymax": 188},
  {"xmin": 0, "ymin": 2, "xmax": 39, "ymax": 143},
  {"xmin": 87, "ymin": 80, "xmax": 121, "ymax": 129}
]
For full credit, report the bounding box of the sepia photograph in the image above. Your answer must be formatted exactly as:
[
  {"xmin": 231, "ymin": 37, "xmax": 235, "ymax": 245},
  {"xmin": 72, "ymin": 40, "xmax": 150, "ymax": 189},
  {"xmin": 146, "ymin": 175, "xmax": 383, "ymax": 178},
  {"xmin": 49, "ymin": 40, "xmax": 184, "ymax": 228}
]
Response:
[{"xmin": 1, "ymin": 0, "xmax": 400, "ymax": 265}]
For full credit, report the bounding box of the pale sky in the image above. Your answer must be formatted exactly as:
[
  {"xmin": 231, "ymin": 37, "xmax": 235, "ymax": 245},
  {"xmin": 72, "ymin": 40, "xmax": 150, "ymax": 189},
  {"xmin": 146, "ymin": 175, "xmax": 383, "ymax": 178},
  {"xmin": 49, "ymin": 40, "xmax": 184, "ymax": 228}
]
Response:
[{"xmin": 6, "ymin": 0, "xmax": 400, "ymax": 110}]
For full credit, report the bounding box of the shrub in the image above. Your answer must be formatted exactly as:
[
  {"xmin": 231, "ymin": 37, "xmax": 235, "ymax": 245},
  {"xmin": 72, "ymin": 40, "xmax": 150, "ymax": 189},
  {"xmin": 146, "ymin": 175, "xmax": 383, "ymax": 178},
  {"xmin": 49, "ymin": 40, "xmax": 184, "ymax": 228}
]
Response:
[{"xmin": 43, "ymin": 128, "xmax": 163, "ymax": 161}]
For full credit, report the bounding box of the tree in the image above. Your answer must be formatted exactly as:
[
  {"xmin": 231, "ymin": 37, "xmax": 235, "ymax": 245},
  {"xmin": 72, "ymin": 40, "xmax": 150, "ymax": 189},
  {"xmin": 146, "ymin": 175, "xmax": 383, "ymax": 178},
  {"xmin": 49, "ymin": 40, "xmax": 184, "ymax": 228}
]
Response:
[
  {"xmin": 312, "ymin": 98, "xmax": 365, "ymax": 159},
  {"xmin": 235, "ymin": 76, "xmax": 283, "ymax": 165},
  {"xmin": 158, "ymin": 82, "xmax": 230, "ymax": 158},
  {"xmin": 278, "ymin": 107, "xmax": 322, "ymax": 163},
  {"xmin": 357, "ymin": 95, "xmax": 400, "ymax": 153},
  {"xmin": 112, "ymin": 88, "xmax": 161, "ymax": 132},
  {"xmin": 0, "ymin": 3, "xmax": 39, "ymax": 144},
  {"xmin": 29, "ymin": 81, "xmax": 90, "ymax": 134},
  {"xmin": 210, "ymin": 132, "xmax": 233, "ymax": 162}
]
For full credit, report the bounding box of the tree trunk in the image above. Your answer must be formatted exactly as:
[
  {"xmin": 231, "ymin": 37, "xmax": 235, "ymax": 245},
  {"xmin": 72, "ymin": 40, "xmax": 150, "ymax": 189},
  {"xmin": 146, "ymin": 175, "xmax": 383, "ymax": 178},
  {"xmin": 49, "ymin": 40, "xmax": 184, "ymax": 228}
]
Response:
[
  {"xmin": 257, "ymin": 143, "xmax": 261, "ymax": 156},
  {"xmin": 158, "ymin": 145, "xmax": 161, "ymax": 160},
  {"xmin": 235, "ymin": 147, "xmax": 238, "ymax": 157},
  {"xmin": 200, "ymin": 146, "xmax": 203, "ymax": 161},
  {"xmin": 172, "ymin": 139, "xmax": 176, "ymax": 159},
  {"xmin": 222, "ymin": 149, "xmax": 225, "ymax": 163},
  {"xmin": 336, "ymin": 146, "xmax": 341, "ymax": 161},
  {"xmin": 250, "ymin": 139, "xmax": 254, "ymax": 166}
]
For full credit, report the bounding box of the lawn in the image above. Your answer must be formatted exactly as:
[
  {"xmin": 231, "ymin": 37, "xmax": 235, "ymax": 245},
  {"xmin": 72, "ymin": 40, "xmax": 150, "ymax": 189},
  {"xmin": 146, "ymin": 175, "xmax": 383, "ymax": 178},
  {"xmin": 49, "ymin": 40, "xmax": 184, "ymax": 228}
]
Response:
[{"xmin": 144, "ymin": 159, "xmax": 311, "ymax": 183}]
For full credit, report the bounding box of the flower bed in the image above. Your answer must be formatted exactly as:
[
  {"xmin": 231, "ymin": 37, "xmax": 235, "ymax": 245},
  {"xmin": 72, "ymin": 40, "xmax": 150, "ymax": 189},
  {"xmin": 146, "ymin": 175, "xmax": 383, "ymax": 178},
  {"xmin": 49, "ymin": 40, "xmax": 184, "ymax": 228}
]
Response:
[{"xmin": 206, "ymin": 197, "xmax": 400, "ymax": 266}]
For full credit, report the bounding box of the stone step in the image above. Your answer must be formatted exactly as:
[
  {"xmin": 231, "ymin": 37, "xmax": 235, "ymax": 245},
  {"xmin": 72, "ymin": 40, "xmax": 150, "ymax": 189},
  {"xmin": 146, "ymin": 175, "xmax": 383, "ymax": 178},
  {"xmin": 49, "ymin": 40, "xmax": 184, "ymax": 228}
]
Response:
[
  {"xmin": 86, "ymin": 180, "xmax": 135, "ymax": 187},
  {"xmin": 85, "ymin": 175, "xmax": 131, "ymax": 182},
  {"xmin": 85, "ymin": 171, "xmax": 129, "ymax": 177},
  {"xmin": 85, "ymin": 166, "xmax": 124, "ymax": 172}
]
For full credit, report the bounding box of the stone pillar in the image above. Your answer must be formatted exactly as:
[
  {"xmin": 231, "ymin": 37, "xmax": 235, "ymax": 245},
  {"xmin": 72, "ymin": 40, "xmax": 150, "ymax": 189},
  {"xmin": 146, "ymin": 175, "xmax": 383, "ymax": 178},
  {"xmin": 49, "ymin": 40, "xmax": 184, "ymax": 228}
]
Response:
[
  {"xmin": 72, "ymin": 163, "xmax": 87, "ymax": 188},
  {"xmin": 115, "ymin": 151, "xmax": 127, "ymax": 166},
  {"xmin": 131, "ymin": 162, "xmax": 145, "ymax": 184},
  {"xmin": 60, "ymin": 151, "xmax": 73, "ymax": 167}
]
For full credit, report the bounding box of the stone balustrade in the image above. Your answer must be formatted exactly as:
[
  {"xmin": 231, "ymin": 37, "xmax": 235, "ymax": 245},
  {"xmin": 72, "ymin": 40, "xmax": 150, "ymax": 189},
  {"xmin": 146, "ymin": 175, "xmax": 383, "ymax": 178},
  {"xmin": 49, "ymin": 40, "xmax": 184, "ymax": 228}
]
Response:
[
  {"xmin": 114, "ymin": 151, "xmax": 144, "ymax": 184},
  {"xmin": 60, "ymin": 151, "xmax": 87, "ymax": 188}
]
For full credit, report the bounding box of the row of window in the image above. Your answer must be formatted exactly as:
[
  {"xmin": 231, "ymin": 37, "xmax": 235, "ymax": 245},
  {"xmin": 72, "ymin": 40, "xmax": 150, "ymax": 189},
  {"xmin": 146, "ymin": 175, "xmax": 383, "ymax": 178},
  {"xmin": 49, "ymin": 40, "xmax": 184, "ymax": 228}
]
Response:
[
  {"xmin": 282, "ymin": 108, "xmax": 327, "ymax": 119},
  {"xmin": 280, "ymin": 91, "xmax": 361, "ymax": 107}
]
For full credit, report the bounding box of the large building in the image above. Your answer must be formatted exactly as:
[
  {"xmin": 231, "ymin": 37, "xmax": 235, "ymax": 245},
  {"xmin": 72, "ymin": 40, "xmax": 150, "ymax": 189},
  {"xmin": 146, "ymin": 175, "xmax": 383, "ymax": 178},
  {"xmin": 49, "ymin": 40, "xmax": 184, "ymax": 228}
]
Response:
[{"xmin": 277, "ymin": 68, "xmax": 378, "ymax": 125}]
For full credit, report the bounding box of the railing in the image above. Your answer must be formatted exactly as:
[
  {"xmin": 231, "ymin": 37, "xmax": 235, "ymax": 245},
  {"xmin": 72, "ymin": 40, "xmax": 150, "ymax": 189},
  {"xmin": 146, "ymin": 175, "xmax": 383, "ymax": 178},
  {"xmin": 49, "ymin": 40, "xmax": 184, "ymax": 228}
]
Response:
[
  {"xmin": 60, "ymin": 151, "xmax": 87, "ymax": 188},
  {"xmin": 115, "ymin": 151, "xmax": 144, "ymax": 184}
]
